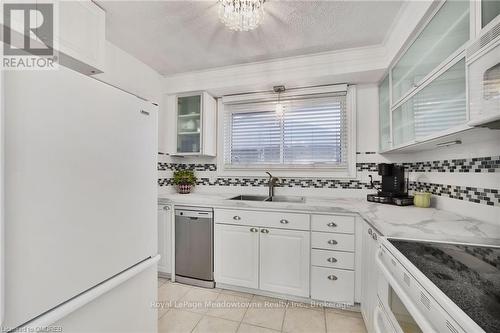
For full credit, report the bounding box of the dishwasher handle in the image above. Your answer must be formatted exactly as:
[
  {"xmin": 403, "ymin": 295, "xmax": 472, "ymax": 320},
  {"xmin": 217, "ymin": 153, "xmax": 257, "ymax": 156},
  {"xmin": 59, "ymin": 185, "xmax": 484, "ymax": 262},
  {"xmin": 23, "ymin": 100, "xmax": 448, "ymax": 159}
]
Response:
[{"xmin": 175, "ymin": 209, "xmax": 213, "ymax": 219}]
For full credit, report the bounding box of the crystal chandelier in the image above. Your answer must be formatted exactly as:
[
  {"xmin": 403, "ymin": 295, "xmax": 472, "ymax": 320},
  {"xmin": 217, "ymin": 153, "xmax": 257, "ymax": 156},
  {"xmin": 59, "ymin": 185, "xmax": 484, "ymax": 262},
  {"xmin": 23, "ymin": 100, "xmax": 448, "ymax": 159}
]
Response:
[{"xmin": 218, "ymin": 0, "xmax": 266, "ymax": 31}]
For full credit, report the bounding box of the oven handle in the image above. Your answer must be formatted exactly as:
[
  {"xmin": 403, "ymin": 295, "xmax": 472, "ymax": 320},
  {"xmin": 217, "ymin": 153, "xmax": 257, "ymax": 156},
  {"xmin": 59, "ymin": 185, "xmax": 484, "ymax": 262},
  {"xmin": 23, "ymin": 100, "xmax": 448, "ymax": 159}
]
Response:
[{"xmin": 375, "ymin": 247, "xmax": 437, "ymax": 333}]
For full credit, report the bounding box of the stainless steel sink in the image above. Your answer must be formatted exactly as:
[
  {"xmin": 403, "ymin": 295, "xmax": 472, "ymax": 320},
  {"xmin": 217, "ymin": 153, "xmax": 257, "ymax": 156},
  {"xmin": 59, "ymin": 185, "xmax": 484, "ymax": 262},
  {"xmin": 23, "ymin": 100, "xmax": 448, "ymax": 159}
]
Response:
[
  {"xmin": 228, "ymin": 195, "xmax": 269, "ymax": 201},
  {"xmin": 228, "ymin": 195, "xmax": 306, "ymax": 203},
  {"xmin": 265, "ymin": 195, "xmax": 306, "ymax": 203}
]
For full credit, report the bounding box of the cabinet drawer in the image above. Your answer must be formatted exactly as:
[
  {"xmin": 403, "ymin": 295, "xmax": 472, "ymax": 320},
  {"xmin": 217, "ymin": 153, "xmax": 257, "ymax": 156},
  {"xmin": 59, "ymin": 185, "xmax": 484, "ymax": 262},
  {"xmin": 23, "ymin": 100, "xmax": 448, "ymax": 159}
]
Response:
[
  {"xmin": 311, "ymin": 214, "xmax": 355, "ymax": 234},
  {"xmin": 214, "ymin": 209, "xmax": 309, "ymax": 231},
  {"xmin": 311, "ymin": 232, "xmax": 355, "ymax": 252},
  {"xmin": 311, "ymin": 249, "xmax": 354, "ymax": 270},
  {"xmin": 311, "ymin": 266, "xmax": 354, "ymax": 304}
]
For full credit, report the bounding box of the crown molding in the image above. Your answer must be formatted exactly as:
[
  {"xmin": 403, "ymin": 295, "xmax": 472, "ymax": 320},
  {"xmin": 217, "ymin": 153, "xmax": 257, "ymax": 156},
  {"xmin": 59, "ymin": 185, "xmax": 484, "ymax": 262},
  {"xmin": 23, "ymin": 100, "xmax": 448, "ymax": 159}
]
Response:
[{"xmin": 162, "ymin": 45, "xmax": 388, "ymax": 95}]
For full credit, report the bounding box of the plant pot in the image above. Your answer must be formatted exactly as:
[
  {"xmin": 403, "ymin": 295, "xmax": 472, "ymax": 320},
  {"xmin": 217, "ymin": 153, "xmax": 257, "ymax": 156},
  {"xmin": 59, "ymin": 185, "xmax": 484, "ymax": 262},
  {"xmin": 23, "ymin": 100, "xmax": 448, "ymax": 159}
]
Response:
[{"xmin": 177, "ymin": 184, "xmax": 193, "ymax": 194}]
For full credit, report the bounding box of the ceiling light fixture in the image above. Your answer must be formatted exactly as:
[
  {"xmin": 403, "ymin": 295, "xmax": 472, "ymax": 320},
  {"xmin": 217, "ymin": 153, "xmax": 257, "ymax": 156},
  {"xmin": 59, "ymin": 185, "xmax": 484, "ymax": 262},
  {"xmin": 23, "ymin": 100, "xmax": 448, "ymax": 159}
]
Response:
[
  {"xmin": 218, "ymin": 0, "xmax": 266, "ymax": 32},
  {"xmin": 273, "ymin": 85, "xmax": 286, "ymax": 116}
]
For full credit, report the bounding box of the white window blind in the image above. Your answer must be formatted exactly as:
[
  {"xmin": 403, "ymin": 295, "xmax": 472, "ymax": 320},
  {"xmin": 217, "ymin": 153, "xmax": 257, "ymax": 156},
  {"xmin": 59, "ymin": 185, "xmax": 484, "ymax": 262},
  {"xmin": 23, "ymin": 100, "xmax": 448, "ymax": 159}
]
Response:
[{"xmin": 223, "ymin": 94, "xmax": 348, "ymax": 169}]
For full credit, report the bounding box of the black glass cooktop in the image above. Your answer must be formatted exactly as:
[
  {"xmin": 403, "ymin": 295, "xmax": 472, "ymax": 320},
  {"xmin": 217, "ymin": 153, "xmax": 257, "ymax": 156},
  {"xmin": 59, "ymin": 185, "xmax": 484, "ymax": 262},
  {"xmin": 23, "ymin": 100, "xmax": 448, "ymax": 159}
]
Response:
[{"xmin": 389, "ymin": 239, "xmax": 500, "ymax": 333}]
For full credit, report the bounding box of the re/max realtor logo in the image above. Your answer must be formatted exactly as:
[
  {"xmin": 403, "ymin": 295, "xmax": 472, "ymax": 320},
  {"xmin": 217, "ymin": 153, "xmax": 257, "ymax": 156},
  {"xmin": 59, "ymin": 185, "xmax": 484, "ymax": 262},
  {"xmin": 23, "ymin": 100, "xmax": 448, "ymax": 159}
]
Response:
[{"xmin": 2, "ymin": 1, "xmax": 59, "ymax": 70}]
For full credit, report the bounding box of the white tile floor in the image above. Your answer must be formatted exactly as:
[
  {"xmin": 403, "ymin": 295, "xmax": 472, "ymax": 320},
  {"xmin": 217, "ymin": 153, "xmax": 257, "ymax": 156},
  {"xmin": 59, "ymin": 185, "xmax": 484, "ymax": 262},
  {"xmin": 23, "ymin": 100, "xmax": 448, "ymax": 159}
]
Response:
[{"xmin": 157, "ymin": 278, "xmax": 367, "ymax": 333}]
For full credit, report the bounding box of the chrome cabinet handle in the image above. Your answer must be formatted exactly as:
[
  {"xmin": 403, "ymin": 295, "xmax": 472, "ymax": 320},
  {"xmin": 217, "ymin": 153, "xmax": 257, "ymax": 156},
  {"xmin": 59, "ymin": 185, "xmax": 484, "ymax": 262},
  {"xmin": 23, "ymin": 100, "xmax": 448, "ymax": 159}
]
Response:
[
  {"xmin": 280, "ymin": 219, "xmax": 289, "ymax": 224},
  {"xmin": 327, "ymin": 257, "xmax": 337, "ymax": 263},
  {"xmin": 327, "ymin": 222, "xmax": 337, "ymax": 227},
  {"xmin": 163, "ymin": 206, "xmax": 170, "ymax": 211},
  {"xmin": 250, "ymin": 227, "xmax": 258, "ymax": 233},
  {"xmin": 233, "ymin": 216, "xmax": 241, "ymax": 221},
  {"xmin": 327, "ymin": 275, "xmax": 338, "ymax": 281},
  {"xmin": 372, "ymin": 233, "xmax": 377, "ymax": 240},
  {"xmin": 368, "ymin": 228, "xmax": 372, "ymax": 235},
  {"xmin": 327, "ymin": 240, "xmax": 338, "ymax": 245},
  {"xmin": 261, "ymin": 229, "xmax": 269, "ymax": 234}
]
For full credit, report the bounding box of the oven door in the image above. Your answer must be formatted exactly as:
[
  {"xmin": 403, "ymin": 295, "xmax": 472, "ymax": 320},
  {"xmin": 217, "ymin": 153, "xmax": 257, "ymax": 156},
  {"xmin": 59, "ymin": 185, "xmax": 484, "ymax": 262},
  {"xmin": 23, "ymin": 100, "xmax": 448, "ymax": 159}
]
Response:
[
  {"xmin": 376, "ymin": 247, "xmax": 433, "ymax": 333},
  {"xmin": 374, "ymin": 298, "xmax": 397, "ymax": 333}
]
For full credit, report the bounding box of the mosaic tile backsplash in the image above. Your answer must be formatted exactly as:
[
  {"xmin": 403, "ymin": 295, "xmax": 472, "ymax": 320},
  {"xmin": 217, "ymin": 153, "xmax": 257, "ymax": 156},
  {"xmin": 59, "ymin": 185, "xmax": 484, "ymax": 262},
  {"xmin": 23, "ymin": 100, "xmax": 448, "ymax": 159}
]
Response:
[
  {"xmin": 159, "ymin": 156, "xmax": 500, "ymax": 173},
  {"xmin": 158, "ymin": 155, "xmax": 500, "ymax": 206}
]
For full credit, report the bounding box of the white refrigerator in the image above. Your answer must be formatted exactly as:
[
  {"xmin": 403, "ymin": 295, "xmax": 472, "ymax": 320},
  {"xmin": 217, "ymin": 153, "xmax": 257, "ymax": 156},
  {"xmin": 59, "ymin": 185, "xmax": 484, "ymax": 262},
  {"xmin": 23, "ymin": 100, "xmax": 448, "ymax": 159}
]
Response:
[{"xmin": 1, "ymin": 66, "xmax": 158, "ymax": 332}]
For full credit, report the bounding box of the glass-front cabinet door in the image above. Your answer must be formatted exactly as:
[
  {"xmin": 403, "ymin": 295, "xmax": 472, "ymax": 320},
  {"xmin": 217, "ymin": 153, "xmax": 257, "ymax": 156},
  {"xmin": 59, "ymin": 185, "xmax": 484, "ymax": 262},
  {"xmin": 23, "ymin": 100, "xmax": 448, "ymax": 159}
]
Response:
[
  {"xmin": 392, "ymin": 59, "xmax": 466, "ymax": 147},
  {"xmin": 379, "ymin": 75, "xmax": 391, "ymax": 151},
  {"xmin": 391, "ymin": 0, "xmax": 469, "ymax": 104},
  {"xmin": 481, "ymin": 0, "xmax": 500, "ymax": 28},
  {"xmin": 176, "ymin": 94, "xmax": 202, "ymax": 154}
]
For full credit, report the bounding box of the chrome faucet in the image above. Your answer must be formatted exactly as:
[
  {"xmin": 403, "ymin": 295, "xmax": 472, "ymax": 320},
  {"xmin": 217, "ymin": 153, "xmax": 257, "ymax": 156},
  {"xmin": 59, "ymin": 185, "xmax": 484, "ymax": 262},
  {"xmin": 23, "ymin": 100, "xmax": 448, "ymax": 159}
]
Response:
[{"xmin": 266, "ymin": 172, "xmax": 279, "ymax": 198}]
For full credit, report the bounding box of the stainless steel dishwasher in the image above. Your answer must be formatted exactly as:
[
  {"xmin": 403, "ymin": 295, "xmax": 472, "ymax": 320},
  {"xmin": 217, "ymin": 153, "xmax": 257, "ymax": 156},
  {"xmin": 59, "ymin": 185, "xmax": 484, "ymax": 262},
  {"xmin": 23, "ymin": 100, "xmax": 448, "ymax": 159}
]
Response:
[{"xmin": 175, "ymin": 206, "xmax": 215, "ymax": 288}]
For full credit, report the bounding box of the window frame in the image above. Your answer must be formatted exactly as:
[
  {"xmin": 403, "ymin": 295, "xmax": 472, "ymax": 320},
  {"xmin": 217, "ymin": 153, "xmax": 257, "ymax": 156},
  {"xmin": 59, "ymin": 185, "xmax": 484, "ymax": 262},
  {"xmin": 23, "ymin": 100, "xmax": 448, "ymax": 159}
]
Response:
[{"xmin": 216, "ymin": 85, "xmax": 357, "ymax": 178}]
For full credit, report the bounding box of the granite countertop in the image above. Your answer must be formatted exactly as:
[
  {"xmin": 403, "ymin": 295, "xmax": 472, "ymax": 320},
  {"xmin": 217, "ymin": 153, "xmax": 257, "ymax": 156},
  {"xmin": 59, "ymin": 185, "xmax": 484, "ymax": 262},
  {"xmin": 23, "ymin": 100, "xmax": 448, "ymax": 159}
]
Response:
[{"xmin": 158, "ymin": 193, "xmax": 500, "ymax": 247}]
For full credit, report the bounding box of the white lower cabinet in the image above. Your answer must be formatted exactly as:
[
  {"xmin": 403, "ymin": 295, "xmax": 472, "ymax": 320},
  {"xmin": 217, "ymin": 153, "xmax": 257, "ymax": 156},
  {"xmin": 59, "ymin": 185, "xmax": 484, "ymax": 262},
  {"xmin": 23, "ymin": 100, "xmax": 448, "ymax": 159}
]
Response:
[
  {"xmin": 214, "ymin": 224, "xmax": 259, "ymax": 289},
  {"xmin": 214, "ymin": 209, "xmax": 358, "ymax": 303},
  {"xmin": 311, "ymin": 232, "xmax": 355, "ymax": 252},
  {"xmin": 311, "ymin": 266, "xmax": 355, "ymax": 304},
  {"xmin": 360, "ymin": 221, "xmax": 382, "ymax": 333},
  {"xmin": 310, "ymin": 214, "xmax": 356, "ymax": 305},
  {"xmin": 157, "ymin": 204, "xmax": 172, "ymax": 275},
  {"xmin": 259, "ymin": 228, "xmax": 310, "ymax": 297},
  {"xmin": 311, "ymin": 249, "xmax": 355, "ymax": 270}
]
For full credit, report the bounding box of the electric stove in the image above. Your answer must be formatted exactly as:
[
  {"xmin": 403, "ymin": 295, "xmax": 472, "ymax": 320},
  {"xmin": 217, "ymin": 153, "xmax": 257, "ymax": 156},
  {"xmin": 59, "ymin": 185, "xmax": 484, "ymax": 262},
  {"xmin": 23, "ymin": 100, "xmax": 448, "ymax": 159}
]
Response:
[{"xmin": 388, "ymin": 239, "xmax": 500, "ymax": 333}]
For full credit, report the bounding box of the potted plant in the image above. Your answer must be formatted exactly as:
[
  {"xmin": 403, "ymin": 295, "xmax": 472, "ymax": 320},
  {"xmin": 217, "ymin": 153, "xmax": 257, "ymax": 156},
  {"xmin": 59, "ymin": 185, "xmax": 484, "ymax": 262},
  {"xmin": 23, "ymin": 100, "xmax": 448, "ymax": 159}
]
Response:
[{"xmin": 172, "ymin": 169, "xmax": 197, "ymax": 194}]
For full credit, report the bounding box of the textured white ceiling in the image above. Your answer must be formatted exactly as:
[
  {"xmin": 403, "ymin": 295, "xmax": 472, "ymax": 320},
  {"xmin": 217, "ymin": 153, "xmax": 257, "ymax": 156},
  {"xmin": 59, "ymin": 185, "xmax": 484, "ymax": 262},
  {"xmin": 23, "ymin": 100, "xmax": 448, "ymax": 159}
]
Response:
[{"xmin": 97, "ymin": 1, "xmax": 404, "ymax": 75}]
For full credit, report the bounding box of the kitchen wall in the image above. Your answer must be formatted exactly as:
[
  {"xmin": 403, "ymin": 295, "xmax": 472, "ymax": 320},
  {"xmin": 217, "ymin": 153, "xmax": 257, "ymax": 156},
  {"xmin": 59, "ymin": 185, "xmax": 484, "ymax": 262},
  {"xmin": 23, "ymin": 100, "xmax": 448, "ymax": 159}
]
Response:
[{"xmin": 157, "ymin": 84, "xmax": 500, "ymax": 224}]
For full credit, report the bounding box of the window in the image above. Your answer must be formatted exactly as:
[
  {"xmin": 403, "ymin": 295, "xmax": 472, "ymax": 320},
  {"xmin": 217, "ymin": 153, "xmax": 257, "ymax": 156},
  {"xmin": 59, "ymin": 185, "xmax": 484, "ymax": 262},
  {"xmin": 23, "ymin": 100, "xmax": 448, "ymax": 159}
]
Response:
[{"xmin": 222, "ymin": 89, "xmax": 354, "ymax": 175}]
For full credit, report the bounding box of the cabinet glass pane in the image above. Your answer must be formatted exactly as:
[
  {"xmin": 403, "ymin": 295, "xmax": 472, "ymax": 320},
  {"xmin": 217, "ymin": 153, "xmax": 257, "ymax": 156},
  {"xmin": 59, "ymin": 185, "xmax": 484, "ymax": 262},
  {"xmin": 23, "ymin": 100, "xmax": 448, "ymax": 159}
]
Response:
[
  {"xmin": 391, "ymin": 0, "xmax": 469, "ymax": 103},
  {"xmin": 482, "ymin": 0, "xmax": 500, "ymax": 28},
  {"xmin": 177, "ymin": 133, "xmax": 201, "ymax": 153},
  {"xmin": 379, "ymin": 75, "xmax": 391, "ymax": 151},
  {"xmin": 393, "ymin": 59, "xmax": 466, "ymax": 146},
  {"xmin": 392, "ymin": 103, "xmax": 415, "ymax": 147},
  {"xmin": 177, "ymin": 95, "xmax": 201, "ymax": 153}
]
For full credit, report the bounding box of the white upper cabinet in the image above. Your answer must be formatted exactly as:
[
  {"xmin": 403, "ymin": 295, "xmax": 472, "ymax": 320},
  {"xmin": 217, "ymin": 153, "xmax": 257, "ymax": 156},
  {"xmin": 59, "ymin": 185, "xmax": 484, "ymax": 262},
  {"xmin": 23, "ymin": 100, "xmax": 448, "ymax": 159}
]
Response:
[
  {"xmin": 380, "ymin": 0, "xmax": 474, "ymax": 152},
  {"xmin": 378, "ymin": 75, "xmax": 391, "ymax": 151},
  {"xmin": 174, "ymin": 92, "xmax": 216, "ymax": 156},
  {"xmin": 393, "ymin": 59, "xmax": 466, "ymax": 146},
  {"xmin": 3, "ymin": 0, "xmax": 105, "ymax": 75},
  {"xmin": 56, "ymin": 0, "xmax": 106, "ymax": 74},
  {"xmin": 391, "ymin": 0, "xmax": 470, "ymax": 104},
  {"xmin": 480, "ymin": 0, "xmax": 500, "ymax": 29}
]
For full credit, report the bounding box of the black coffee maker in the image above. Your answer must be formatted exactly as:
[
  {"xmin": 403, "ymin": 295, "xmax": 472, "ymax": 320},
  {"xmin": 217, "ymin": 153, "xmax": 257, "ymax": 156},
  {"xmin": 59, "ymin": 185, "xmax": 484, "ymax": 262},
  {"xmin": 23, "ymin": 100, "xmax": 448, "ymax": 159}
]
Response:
[{"xmin": 367, "ymin": 163, "xmax": 413, "ymax": 206}]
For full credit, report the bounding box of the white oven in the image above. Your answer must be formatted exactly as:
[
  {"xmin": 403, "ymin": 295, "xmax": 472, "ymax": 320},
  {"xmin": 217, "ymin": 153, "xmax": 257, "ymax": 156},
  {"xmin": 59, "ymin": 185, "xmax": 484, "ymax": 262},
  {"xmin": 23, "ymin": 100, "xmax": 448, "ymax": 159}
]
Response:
[
  {"xmin": 376, "ymin": 244, "xmax": 429, "ymax": 333},
  {"xmin": 375, "ymin": 239, "xmax": 485, "ymax": 333}
]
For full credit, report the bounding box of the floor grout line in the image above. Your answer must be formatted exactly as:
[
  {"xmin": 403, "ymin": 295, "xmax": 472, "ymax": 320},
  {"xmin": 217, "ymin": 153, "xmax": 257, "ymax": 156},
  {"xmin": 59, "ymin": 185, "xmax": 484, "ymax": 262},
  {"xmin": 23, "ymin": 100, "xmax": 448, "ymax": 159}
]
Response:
[{"xmin": 158, "ymin": 279, "xmax": 366, "ymax": 333}]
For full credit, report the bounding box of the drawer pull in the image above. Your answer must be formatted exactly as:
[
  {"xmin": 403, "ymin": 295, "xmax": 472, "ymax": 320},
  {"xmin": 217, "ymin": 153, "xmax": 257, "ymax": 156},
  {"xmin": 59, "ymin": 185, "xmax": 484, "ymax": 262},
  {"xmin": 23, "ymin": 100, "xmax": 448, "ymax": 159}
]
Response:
[
  {"xmin": 368, "ymin": 228, "xmax": 372, "ymax": 235},
  {"xmin": 327, "ymin": 222, "xmax": 337, "ymax": 227},
  {"xmin": 261, "ymin": 229, "xmax": 269, "ymax": 234},
  {"xmin": 327, "ymin": 240, "xmax": 338, "ymax": 245},
  {"xmin": 327, "ymin": 275, "xmax": 338, "ymax": 281},
  {"xmin": 327, "ymin": 257, "xmax": 337, "ymax": 263},
  {"xmin": 372, "ymin": 233, "xmax": 378, "ymax": 240},
  {"xmin": 280, "ymin": 219, "xmax": 289, "ymax": 224},
  {"xmin": 250, "ymin": 227, "xmax": 258, "ymax": 233},
  {"xmin": 233, "ymin": 216, "xmax": 241, "ymax": 221}
]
